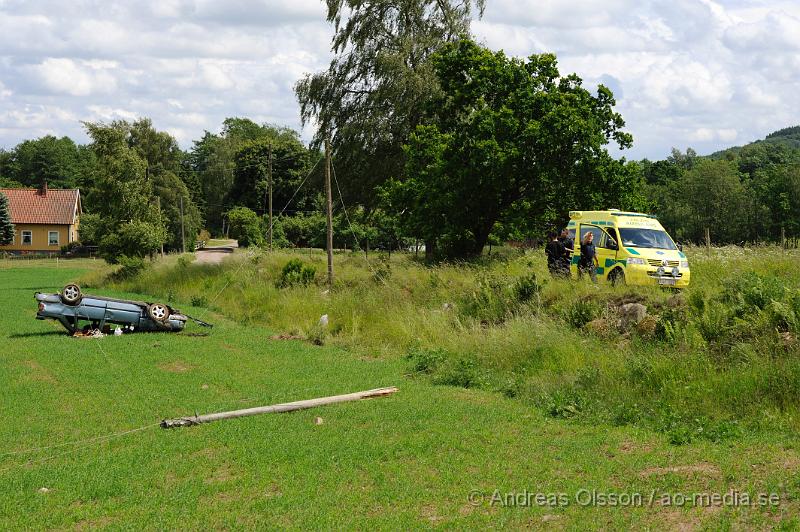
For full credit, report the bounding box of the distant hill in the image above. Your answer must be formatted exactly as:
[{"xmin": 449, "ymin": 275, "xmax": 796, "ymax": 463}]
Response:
[{"xmin": 710, "ymin": 125, "xmax": 800, "ymax": 158}]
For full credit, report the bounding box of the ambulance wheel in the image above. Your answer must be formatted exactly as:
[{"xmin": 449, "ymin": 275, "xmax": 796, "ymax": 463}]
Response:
[{"xmin": 609, "ymin": 269, "xmax": 625, "ymax": 286}]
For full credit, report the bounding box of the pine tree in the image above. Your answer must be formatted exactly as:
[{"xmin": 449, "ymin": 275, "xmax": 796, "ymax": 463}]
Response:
[{"xmin": 0, "ymin": 192, "xmax": 14, "ymax": 245}]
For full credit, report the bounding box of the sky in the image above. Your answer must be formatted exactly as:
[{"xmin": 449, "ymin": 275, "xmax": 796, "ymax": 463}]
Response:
[{"xmin": 0, "ymin": 0, "xmax": 798, "ymax": 160}]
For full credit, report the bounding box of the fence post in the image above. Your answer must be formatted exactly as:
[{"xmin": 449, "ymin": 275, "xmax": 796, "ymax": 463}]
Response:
[{"xmin": 705, "ymin": 227, "xmax": 711, "ymax": 254}]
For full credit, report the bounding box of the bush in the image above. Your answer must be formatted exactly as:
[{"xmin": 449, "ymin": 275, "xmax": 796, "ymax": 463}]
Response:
[
  {"xmin": 100, "ymin": 220, "xmax": 167, "ymax": 263},
  {"xmin": 60, "ymin": 241, "xmax": 81, "ymax": 254},
  {"xmin": 277, "ymin": 258, "xmax": 317, "ymax": 288},
  {"xmin": 406, "ymin": 347, "xmax": 446, "ymax": 374},
  {"xmin": 114, "ymin": 255, "xmax": 147, "ymax": 278},
  {"xmin": 433, "ymin": 358, "xmax": 483, "ymax": 388},
  {"xmin": 563, "ymin": 298, "xmax": 602, "ymax": 329},
  {"xmin": 513, "ymin": 273, "xmax": 541, "ymax": 303},
  {"xmin": 227, "ymin": 206, "xmax": 263, "ymax": 247},
  {"xmin": 723, "ymin": 272, "xmax": 786, "ymax": 315},
  {"xmin": 459, "ymin": 274, "xmax": 515, "ymax": 323}
]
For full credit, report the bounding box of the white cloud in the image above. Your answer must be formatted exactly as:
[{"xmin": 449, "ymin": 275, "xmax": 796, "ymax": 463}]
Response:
[
  {"xmin": 32, "ymin": 58, "xmax": 118, "ymax": 96},
  {"xmin": 0, "ymin": 0, "xmax": 798, "ymax": 160}
]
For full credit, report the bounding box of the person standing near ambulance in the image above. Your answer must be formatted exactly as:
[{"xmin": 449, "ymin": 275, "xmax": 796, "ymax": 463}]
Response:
[{"xmin": 579, "ymin": 232, "xmax": 599, "ymax": 282}]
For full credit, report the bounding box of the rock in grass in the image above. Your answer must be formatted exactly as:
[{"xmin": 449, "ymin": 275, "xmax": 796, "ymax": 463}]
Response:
[
  {"xmin": 38, "ymin": 487, "xmax": 50, "ymax": 493},
  {"xmin": 318, "ymin": 314, "xmax": 329, "ymax": 327},
  {"xmin": 314, "ymin": 416, "xmax": 324, "ymax": 425},
  {"xmin": 619, "ymin": 303, "xmax": 647, "ymax": 328}
]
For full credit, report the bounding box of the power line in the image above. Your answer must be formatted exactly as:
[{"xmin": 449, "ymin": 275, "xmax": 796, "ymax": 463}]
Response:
[
  {"xmin": 330, "ymin": 158, "xmax": 390, "ymax": 286},
  {"xmin": 194, "ymin": 156, "xmax": 323, "ymax": 321}
]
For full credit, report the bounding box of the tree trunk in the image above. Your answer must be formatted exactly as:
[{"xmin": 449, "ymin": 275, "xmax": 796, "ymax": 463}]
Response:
[{"xmin": 425, "ymin": 239, "xmax": 436, "ymax": 261}]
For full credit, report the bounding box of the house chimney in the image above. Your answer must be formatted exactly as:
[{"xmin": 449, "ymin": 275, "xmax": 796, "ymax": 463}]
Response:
[{"xmin": 39, "ymin": 180, "xmax": 47, "ymax": 196}]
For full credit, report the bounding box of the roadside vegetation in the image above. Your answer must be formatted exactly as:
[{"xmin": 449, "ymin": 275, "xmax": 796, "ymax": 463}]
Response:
[
  {"xmin": 6, "ymin": 259, "xmax": 800, "ymax": 529},
  {"xmin": 108, "ymin": 245, "xmax": 800, "ymax": 447}
]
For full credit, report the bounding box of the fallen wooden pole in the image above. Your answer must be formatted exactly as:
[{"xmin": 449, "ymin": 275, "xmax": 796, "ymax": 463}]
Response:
[{"xmin": 161, "ymin": 387, "xmax": 399, "ymax": 429}]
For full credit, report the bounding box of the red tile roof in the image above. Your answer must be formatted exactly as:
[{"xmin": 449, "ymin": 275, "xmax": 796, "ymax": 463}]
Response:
[{"xmin": 0, "ymin": 188, "xmax": 80, "ymax": 225}]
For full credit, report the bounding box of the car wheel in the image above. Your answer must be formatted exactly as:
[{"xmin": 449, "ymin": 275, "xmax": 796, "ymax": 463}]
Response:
[
  {"xmin": 609, "ymin": 269, "xmax": 625, "ymax": 286},
  {"xmin": 147, "ymin": 303, "xmax": 170, "ymax": 323},
  {"xmin": 61, "ymin": 283, "xmax": 82, "ymax": 305}
]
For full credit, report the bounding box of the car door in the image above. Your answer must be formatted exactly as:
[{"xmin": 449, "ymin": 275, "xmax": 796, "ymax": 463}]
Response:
[{"xmin": 578, "ymin": 224, "xmax": 619, "ymax": 279}]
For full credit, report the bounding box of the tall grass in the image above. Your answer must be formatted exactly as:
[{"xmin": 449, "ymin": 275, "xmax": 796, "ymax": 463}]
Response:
[{"xmin": 106, "ymin": 245, "xmax": 800, "ymax": 444}]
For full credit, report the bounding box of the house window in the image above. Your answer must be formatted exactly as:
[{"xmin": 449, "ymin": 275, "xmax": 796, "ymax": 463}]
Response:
[
  {"xmin": 49, "ymin": 231, "xmax": 60, "ymax": 246},
  {"xmin": 22, "ymin": 231, "xmax": 32, "ymax": 245}
]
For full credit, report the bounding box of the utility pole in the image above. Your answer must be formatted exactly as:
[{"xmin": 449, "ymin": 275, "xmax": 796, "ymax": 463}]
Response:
[
  {"xmin": 156, "ymin": 196, "xmax": 164, "ymax": 259},
  {"xmin": 268, "ymin": 144, "xmax": 273, "ymax": 251},
  {"xmin": 325, "ymin": 138, "xmax": 334, "ymax": 288},
  {"xmin": 180, "ymin": 196, "xmax": 186, "ymax": 253}
]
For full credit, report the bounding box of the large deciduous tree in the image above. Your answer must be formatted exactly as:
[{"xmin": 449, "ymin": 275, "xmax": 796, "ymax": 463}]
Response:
[
  {"xmin": 0, "ymin": 135, "xmax": 95, "ymax": 189},
  {"xmin": 226, "ymin": 128, "xmax": 315, "ymax": 215},
  {"xmin": 295, "ymin": 0, "xmax": 484, "ymax": 209},
  {"xmin": 83, "ymin": 121, "xmax": 167, "ymax": 262},
  {"xmin": 189, "ymin": 118, "xmax": 305, "ymax": 233},
  {"xmin": 385, "ymin": 39, "xmax": 636, "ymax": 259}
]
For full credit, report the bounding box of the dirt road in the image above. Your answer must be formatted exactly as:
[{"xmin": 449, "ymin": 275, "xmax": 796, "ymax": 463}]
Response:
[{"xmin": 194, "ymin": 240, "xmax": 238, "ymax": 264}]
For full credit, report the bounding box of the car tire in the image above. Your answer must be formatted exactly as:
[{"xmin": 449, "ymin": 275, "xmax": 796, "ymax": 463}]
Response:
[
  {"xmin": 147, "ymin": 303, "xmax": 170, "ymax": 324},
  {"xmin": 609, "ymin": 269, "xmax": 625, "ymax": 286},
  {"xmin": 60, "ymin": 283, "xmax": 82, "ymax": 305}
]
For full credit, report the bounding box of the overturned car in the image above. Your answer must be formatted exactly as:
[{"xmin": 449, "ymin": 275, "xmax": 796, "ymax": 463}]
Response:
[{"xmin": 35, "ymin": 284, "xmax": 201, "ymax": 334}]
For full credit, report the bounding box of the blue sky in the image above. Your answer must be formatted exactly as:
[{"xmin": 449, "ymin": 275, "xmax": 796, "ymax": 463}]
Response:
[{"xmin": 0, "ymin": 0, "xmax": 798, "ymax": 160}]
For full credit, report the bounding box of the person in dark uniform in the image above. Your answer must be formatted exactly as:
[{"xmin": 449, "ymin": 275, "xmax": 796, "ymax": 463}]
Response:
[
  {"xmin": 558, "ymin": 228, "xmax": 574, "ymax": 271},
  {"xmin": 544, "ymin": 231, "xmax": 565, "ymax": 276},
  {"xmin": 579, "ymin": 231, "xmax": 599, "ymax": 282}
]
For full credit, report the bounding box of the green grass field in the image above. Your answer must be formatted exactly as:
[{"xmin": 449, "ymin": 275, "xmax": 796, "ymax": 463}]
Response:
[{"xmin": 1, "ymin": 257, "xmax": 799, "ymax": 529}]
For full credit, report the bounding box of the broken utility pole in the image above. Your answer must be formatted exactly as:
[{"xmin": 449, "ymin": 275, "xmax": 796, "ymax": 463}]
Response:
[
  {"xmin": 160, "ymin": 387, "xmax": 398, "ymax": 428},
  {"xmin": 325, "ymin": 137, "xmax": 334, "ymax": 288}
]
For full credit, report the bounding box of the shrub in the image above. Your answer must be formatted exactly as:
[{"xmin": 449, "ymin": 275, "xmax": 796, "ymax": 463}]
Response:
[
  {"xmin": 277, "ymin": 258, "xmax": 317, "ymax": 288},
  {"xmin": 541, "ymin": 389, "xmax": 588, "ymax": 419},
  {"xmin": 513, "ymin": 273, "xmax": 541, "ymax": 303},
  {"xmin": 406, "ymin": 347, "xmax": 446, "ymax": 374},
  {"xmin": 563, "ymin": 298, "xmax": 601, "ymax": 329},
  {"xmin": 433, "ymin": 358, "xmax": 482, "ymax": 388},
  {"xmin": 696, "ymin": 301, "xmax": 732, "ymax": 344},
  {"xmin": 227, "ymin": 206, "xmax": 263, "ymax": 247},
  {"xmin": 114, "ymin": 255, "xmax": 146, "ymax": 278},
  {"xmin": 723, "ymin": 272, "xmax": 786, "ymax": 315},
  {"xmin": 459, "ymin": 274, "xmax": 515, "ymax": 323}
]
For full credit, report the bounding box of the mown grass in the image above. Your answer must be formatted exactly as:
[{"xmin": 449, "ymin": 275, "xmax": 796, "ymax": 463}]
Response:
[
  {"xmin": 111, "ymin": 245, "xmax": 800, "ymax": 446},
  {"xmin": 2, "ymin": 258, "xmax": 800, "ymax": 528}
]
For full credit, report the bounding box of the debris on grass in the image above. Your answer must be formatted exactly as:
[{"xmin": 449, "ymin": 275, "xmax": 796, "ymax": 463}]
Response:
[
  {"xmin": 72, "ymin": 329, "xmax": 106, "ymax": 338},
  {"xmin": 270, "ymin": 333, "xmax": 304, "ymax": 340}
]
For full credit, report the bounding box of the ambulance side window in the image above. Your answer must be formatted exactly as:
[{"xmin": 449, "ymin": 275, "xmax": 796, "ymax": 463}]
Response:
[
  {"xmin": 581, "ymin": 225, "xmax": 618, "ymax": 250},
  {"xmin": 602, "ymin": 228, "xmax": 620, "ymax": 250},
  {"xmin": 579, "ymin": 225, "xmax": 602, "ymax": 247}
]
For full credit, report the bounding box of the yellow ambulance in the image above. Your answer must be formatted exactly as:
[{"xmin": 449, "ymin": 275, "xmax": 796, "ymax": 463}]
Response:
[{"xmin": 567, "ymin": 210, "xmax": 690, "ymax": 287}]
